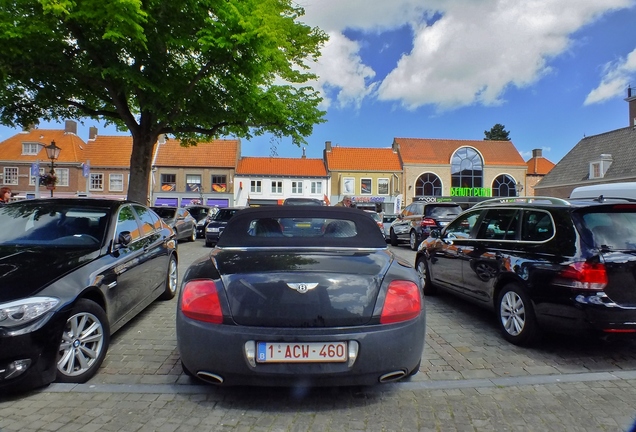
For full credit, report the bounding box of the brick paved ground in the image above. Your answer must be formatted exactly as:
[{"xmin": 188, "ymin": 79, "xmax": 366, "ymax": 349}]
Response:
[{"xmin": 2, "ymin": 241, "xmax": 636, "ymax": 431}]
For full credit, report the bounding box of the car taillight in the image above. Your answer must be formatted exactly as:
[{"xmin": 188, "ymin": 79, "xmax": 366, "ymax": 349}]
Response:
[
  {"xmin": 380, "ymin": 280, "xmax": 422, "ymax": 324},
  {"xmin": 181, "ymin": 280, "xmax": 223, "ymax": 323},
  {"xmin": 420, "ymin": 217, "xmax": 437, "ymax": 228},
  {"xmin": 556, "ymin": 262, "xmax": 608, "ymax": 290}
]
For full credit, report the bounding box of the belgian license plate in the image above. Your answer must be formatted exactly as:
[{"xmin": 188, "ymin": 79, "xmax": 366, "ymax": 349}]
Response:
[{"xmin": 257, "ymin": 342, "xmax": 347, "ymax": 363}]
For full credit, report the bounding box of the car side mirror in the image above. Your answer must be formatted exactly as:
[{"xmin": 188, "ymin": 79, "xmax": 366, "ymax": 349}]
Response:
[
  {"xmin": 430, "ymin": 229, "xmax": 441, "ymax": 239},
  {"xmin": 117, "ymin": 231, "xmax": 132, "ymax": 248}
]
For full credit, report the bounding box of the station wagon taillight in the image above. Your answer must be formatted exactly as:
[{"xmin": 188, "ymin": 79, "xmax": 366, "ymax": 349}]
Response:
[
  {"xmin": 181, "ymin": 280, "xmax": 223, "ymax": 323},
  {"xmin": 380, "ymin": 280, "xmax": 422, "ymax": 324},
  {"xmin": 556, "ymin": 262, "xmax": 608, "ymax": 290},
  {"xmin": 420, "ymin": 217, "xmax": 437, "ymax": 228}
]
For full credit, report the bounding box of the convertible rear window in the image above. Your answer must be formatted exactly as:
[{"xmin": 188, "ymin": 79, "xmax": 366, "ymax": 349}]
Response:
[{"xmin": 248, "ymin": 218, "xmax": 357, "ymax": 238}]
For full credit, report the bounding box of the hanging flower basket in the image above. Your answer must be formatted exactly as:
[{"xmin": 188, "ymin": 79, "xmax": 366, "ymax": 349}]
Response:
[{"xmin": 39, "ymin": 172, "xmax": 57, "ymax": 188}]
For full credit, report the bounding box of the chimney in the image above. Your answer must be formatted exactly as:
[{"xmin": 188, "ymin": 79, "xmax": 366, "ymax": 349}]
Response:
[
  {"xmin": 158, "ymin": 134, "xmax": 166, "ymax": 144},
  {"xmin": 64, "ymin": 120, "xmax": 77, "ymax": 135},
  {"xmin": 88, "ymin": 126, "xmax": 98, "ymax": 141},
  {"xmin": 302, "ymin": 147, "xmax": 306, "ymax": 159},
  {"xmin": 626, "ymin": 86, "xmax": 636, "ymax": 128},
  {"xmin": 532, "ymin": 149, "xmax": 542, "ymax": 158},
  {"xmin": 325, "ymin": 141, "xmax": 332, "ymax": 152}
]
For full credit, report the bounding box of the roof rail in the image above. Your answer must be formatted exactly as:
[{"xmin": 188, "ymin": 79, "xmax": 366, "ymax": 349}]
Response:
[
  {"xmin": 472, "ymin": 196, "xmax": 571, "ymax": 208},
  {"xmin": 569, "ymin": 195, "xmax": 636, "ymax": 203}
]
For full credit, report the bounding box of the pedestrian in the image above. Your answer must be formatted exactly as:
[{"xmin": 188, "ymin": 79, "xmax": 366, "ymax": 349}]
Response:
[
  {"xmin": 0, "ymin": 187, "xmax": 12, "ymax": 205},
  {"xmin": 335, "ymin": 195, "xmax": 353, "ymax": 207}
]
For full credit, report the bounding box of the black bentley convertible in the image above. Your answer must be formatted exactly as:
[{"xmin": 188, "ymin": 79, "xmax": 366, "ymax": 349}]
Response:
[{"xmin": 177, "ymin": 206, "xmax": 426, "ymax": 387}]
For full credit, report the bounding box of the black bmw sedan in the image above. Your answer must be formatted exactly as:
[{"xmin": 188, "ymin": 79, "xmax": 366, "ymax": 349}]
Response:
[
  {"xmin": 0, "ymin": 198, "xmax": 178, "ymax": 393},
  {"xmin": 178, "ymin": 206, "xmax": 426, "ymax": 387}
]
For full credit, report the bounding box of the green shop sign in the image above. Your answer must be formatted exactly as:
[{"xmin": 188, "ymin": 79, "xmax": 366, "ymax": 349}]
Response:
[{"xmin": 450, "ymin": 187, "xmax": 492, "ymax": 197}]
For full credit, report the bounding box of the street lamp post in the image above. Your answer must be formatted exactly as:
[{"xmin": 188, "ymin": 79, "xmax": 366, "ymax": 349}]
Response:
[{"xmin": 44, "ymin": 141, "xmax": 62, "ymax": 197}]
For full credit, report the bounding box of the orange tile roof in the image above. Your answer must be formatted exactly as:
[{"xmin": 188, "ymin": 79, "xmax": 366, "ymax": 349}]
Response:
[
  {"xmin": 85, "ymin": 135, "xmax": 135, "ymax": 167},
  {"xmin": 526, "ymin": 156, "xmax": 556, "ymax": 175},
  {"xmin": 154, "ymin": 138, "xmax": 239, "ymax": 168},
  {"xmin": 237, "ymin": 157, "xmax": 327, "ymax": 176},
  {"xmin": 394, "ymin": 138, "xmax": 526, "ymax": 166},
  {"xmin": 0, "ymin": 129, "xmax": 87, "ymax": 163},
  {"xmin": 325, "ymin": 147, "xmax": 402, "ymax": 171}
]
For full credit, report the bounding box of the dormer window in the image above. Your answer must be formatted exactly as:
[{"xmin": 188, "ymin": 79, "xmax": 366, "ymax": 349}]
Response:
[
  {"xmin": 589, "ymin": 154, "xmax": 612, "ymax": 180},
  {"xmin": 22, "ymin": 142, "xmax": 41, "ymax": 155}
]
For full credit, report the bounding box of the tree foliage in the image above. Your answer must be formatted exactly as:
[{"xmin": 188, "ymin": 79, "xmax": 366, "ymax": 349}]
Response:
[
  {"xmin": 0, "ymin": 0, "xmax": 328, "ymax": 203},
  {"xmin": 484, "ymin": 124, "xmax": 511, "ymax": 141}
]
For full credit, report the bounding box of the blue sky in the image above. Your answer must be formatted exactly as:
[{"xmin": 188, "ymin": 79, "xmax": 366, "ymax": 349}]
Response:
[{"xmin": 2, "ymin": 0, "xmax": 635, "ymax": 165}]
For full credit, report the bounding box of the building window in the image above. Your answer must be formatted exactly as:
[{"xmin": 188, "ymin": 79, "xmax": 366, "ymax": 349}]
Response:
[
  {"xmin": 22, "ymin": 142, "xmax": 40, "ymax": 155},
  {"xmin": 110, "ymin": 174, "xmax": 124, "ymax": 192},
  {"xmin": 378, "ymin": 178, "xmax": 389, "ymax": 195},
  {"xmin": 30, "ymin": 168, "xmax": 45, "ymax": 185},
  {"xmin": 186, "ymin": 174, "xmax": 201, "ymax": 192},
  {"xmin": 56, "ymin": 168, "xmax": 69, "ymax": 187},
  {"xmin": 415, "ymin": 173, "xmax": 442, "ymax": 196},
  {"xmin": 251, "ymin": 180, "xmax": 262, "ymax": 193},
  {"xmin": 291, "ymin": 181, "xmax": 303, "ymax": 194},
  {"xmin": 90, "ymin": 173, "xmax": 104, "ymax": 191},
  {"xmin": 161, "ymin": 174, "xmax": 176, "ymax": 192},
  {"xmin": 271, "ymin": 181, "xmax": 283, "ymax": 194},
  {"xmin": 360, "ymin": 178, "xmax": 372, "ymax": 194},
  {"xmin": 211, "ymin": 175, "xmax": 227, "ymax": 193},
  {"xmin": 3, "ymin": 167, "xmax": 18, "ymax": 185},
  {"xmin": 451, "ymin": 147, "xmax": 483, "ymax": 189},
  {"xmin": 310, "ymin": 181, "xmax": 322, "ymax": 194},
  {"xmin": 492, "ymin": 175, "xmax": 517, "ymax": 197}
]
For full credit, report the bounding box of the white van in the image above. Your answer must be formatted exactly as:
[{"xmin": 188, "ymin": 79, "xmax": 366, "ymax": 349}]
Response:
[{"xmin": 569, "ymin": 182, "xmax": 636, "ymax": 200}]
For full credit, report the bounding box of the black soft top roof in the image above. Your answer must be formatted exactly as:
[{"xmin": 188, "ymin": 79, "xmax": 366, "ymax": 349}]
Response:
[{"xmin": 216, "ymin": 206, "xmax": 387, "ymax": 248}]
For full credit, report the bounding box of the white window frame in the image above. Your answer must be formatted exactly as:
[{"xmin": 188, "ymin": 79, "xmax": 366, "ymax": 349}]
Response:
[
  {"xmin": 378, "ymin": 178, "xmax": 389, "ymax": 195},
  {"xmin": 90, "ymin": 173, "xmax": 104, "ymax": 191},
  {"xmin": 250, "ymin": 180, "xmax": 262, "ymax": 193},
  {"xmin": 55, "ymin": 168, "xmax": 69, "ymax": 187},
  {"xmin": 110, "ymin": 173, "xmax": 124, "ymax": 192},
  {"xmin": 22, "ymin": 142, "xmax": 40, "ymax": 155},
  {"xmin": 3, "ymin": 167, "xmax": 18, "ymax": 185},
  {"xmin": 186, "ymin": 174, "xmax": 202, "ymax": 192},
  {"xmin": 291, "ymin": 181, "xmax": 303, "ymax": 194},
  {"xmin": 271, "ymin": 180, "xmax": 283, "ymax": 195},
  {"xmin": 360, "ymin": 178, "xmax": 372, "ymax": 195},
  {"xmin": 310, "ymin": 181, "xmax": 322, "ymax": 194}
]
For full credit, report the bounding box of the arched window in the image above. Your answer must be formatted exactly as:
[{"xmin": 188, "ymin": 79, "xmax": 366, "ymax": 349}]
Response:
[
  {"xmin": 492, "ymin": 175, "xmax": 518, "ymax": 197},
  {"xmin": 415, "ymin": 173, "xmax": 442, "ymax": 196},
  {"xmin": 451, "ymin": 147, "xmax": 483, "ymax": 189}
]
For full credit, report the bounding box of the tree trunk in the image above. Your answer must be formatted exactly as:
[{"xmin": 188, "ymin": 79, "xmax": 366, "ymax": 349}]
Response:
[{"xmin": 127, "ymin": 132, "xmax": 156, "ymax": 205}]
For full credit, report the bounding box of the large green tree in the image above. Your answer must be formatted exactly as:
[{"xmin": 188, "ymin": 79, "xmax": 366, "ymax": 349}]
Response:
[
  {"xmin": 0, "ymin": 0, "xmax": 327, "ymax": 203},
  {"xmin": 483, "ymin": 123, "xmax": 511, "ymax": 141}
]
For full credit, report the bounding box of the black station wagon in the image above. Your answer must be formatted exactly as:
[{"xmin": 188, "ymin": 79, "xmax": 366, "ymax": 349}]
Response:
[{"xmin": 415, "ymin": 196, "xmax": 636, "ymax": 345}]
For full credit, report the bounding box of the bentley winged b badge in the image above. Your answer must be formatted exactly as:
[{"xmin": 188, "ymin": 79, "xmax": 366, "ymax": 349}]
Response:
[{"xmin": 286, "ymin": 282, "xmax": 319, "ymax": 294}]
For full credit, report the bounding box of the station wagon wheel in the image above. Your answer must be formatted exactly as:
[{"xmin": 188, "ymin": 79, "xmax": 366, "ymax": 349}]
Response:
[
  {"xmin": 409, "ymin": 230, "xmax": 420, "ymax": 251},
  {"xmin": 416, "ymin": 256, "xmax": 436, "ymax": 295},
  {"xmin": 189, "ymin": 228, "xmax": 196, "ymax": 242},
  {"xmin": 496, "ymin": 283, "xmax": 539, "ymax": 346},
  {"xmin": 160, "ymin": 255, "xmax": 178, "ymax": 300},
  {"xmin": 56, "ymin": 299, "xmax": 110, "ymax": 383}
]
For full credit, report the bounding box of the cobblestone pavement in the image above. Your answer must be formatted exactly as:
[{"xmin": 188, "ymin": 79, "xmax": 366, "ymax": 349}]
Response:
[{"xmin": 2, "ymin": 241, "xmax": 636, "ymax": 431}]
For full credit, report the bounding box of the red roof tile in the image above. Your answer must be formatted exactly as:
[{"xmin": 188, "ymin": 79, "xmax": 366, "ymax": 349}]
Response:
[
  {"xmin": 394, "ymin": 138, "xmax": 526, "ymax": 166},
  {"xmin": 237, "ymin": 157, "xmax": 327, "ymax": 176},
  {"xmin": 325, "ymin": 147, "xmax": 402, "ymax": 171},
  {"xmin": 154, "ymin": 139, "xmax": 239, "ymax": 168},
  {"xmin": 85, "ymin": 135, "xmax": 135, "ymax": 167},
  {"xmin": 0, "ymin": 129, "xmax": 87, "ymax": 163},
  {"xmin": 526, "ymin": 156, "xmax": 556, "ymax": 175}
]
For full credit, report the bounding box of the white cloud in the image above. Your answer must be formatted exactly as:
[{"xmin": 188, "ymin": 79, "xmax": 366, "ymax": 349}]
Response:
[
  {"xmin": 300, "ymin": 0, "xmax": 633, "ymax": 110},
  {"xmin": 308, "ymin": 33, "xmax": 377, "ymax": 110},
  {"xmin": 584, "ymin": 48, "xmax": 636, "ymax": 105}
]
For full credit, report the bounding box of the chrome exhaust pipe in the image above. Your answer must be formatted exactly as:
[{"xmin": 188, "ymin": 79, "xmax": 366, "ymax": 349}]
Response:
[
  {"xmin": 378, "ymin": 370, "xmax": 407, "ymax": 383},
  {"xmin": 196, "ymin": 371, "xmax": 224, "ymax": 385}
]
